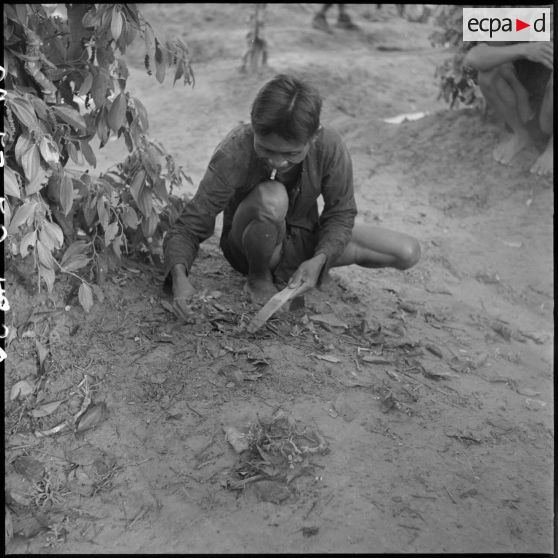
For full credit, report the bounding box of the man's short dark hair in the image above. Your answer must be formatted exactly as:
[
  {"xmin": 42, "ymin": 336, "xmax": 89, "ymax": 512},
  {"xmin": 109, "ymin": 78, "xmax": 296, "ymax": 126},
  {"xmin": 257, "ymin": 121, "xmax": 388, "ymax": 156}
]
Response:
[{"xmin": 251, "ymin": 74, "xmax": 322, "ymax": 143}]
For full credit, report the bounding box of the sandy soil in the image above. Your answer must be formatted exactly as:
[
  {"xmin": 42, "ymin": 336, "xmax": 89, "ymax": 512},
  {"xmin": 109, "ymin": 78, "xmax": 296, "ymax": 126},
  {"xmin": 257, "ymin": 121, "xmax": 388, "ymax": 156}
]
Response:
[{"xmin": 5, "ymin": 4, "xmax": 554, "ymax": 554}]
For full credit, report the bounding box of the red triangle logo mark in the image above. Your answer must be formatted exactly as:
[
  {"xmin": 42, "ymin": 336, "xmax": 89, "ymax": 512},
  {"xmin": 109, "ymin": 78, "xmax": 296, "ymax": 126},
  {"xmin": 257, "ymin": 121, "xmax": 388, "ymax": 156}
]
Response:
[{"xmin": 516, "ymin": 18, "xmax": 530, "ymax": 31}]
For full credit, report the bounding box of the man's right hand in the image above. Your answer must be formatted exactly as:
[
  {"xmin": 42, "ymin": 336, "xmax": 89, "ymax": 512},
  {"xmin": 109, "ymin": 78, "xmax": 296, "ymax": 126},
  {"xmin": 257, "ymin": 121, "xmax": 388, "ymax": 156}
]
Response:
[
  {"xmin": 524, "ymin": 42, "xmax": 553, "ymax": 71},
  {"xmin": 171, "ymin": 264, "xmax": 197, "ymax": 322}
]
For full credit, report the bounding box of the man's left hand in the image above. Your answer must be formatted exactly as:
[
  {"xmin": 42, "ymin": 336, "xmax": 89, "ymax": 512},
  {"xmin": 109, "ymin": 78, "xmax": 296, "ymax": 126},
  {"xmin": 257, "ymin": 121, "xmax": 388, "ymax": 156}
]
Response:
[{"xmin": 288, "ymin": 253, "xmax": 327, "ymax": 294}]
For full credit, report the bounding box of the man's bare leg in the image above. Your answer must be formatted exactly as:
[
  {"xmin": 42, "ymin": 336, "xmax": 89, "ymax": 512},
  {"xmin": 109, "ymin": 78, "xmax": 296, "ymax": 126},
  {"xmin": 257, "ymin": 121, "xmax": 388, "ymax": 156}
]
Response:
[
  {"xmin": 241, "ymin": 221, "xmax": 283, "ymax": 303},
  {"xmin": 477, "ymin": 65, "xmax": 532, "ymax": 164},
  {"xmin": 332, "ymin": 224, "xmax": 421, "ymax": 270},
  {"xmin": 530, "ymin": 72, "xmax": 553, "ymax": 176},
  {"xmin": 230, "ymin": 180, "xmax": 288, "ymax": 304},
  {"xmin": 499, "ymin": 64, "xmax": 534, "ymax": 123}
]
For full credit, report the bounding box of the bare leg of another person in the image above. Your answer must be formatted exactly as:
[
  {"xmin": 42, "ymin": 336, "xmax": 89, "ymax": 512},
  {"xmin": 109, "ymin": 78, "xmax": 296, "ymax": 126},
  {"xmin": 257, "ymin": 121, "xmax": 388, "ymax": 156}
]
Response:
[
  {"xmin": 477, "ymin": 64, "xmax": 533, "ymax": 164},
  {"xmin": 530, "ymin": 72, "xmax": 553, "ymax": 176},
  {"xmin": 498, "ymin": 64, "xmax": 534, "ymax": 124},
  {"xmin": 312, "ymin": 4, "xmax": 334, "ymax": 33},
  {"xmin": 332, "ymin": 224, "xmax": 421, "ymax": 271}
]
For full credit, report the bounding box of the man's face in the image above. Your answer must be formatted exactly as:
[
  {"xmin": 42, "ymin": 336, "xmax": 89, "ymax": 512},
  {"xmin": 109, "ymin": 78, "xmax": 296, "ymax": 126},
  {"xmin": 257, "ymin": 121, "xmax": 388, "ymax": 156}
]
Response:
[{"xmin": 253, "ymin": 132, "xmax": 312, "ymax": 173}]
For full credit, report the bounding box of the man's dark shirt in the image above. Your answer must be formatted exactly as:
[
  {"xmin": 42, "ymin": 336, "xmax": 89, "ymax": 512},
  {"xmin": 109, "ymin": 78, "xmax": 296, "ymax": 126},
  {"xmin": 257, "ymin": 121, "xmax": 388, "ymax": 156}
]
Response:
[{"xmin": 163, "ymin": 123, "xmax": 357, "ymax": 283}]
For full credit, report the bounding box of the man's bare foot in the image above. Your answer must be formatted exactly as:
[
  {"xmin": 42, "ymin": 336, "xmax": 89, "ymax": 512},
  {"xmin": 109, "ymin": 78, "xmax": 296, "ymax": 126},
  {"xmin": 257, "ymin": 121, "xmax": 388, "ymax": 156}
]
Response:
[
  {"xmin": 493, "ymin": 132, "xmax": 531, "ymax": 164},
  {"xmin": 530, "ymin": 137, "xmax": 553, "ymax": 176},
  {"xmin": 245, "ymin": 276, "xmax": 278, "ymax": 305},
  {"xmin": 312, "ymin": 13, "xmax": 333, "ymax": 34}
]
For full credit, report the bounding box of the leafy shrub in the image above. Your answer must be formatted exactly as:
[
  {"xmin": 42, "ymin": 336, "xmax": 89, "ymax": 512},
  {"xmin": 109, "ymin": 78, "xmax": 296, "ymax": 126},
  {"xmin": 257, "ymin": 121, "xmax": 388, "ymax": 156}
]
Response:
[
  {"xmin": 429, "ymin": 6, "xmax": 484, "ymax": 110},
  {"xmin": 3, "ymin": 4, "xmax": 194, "ymax": 311}
]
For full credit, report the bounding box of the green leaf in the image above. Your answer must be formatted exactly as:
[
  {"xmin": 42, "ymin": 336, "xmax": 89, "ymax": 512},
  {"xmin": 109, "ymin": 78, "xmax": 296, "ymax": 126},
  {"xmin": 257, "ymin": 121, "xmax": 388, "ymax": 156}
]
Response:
[
  {"xmin": 39, "ymin": 264, "xmax": 55, "ymax": 293},
  {"xmin": 82, "ymin": 6, "xmax": 102, "ymax": 27},
  {"xmin": 21, "ymin": 143, "xmax": 41, "ymax": 181},
  {"xmin": 62, "ymin": 254, "xmax": 90, "ymax": 272},
  {"xmin": 14, "ymin": 133, "xmax": 34, "ymax": 165},
  {"xmin": 91, "ymin": 67, "xmax": 111, "ymax": 109},
  {"xmin": 104, "ymin": 220, "xmax": 119, "ymax": 246},
  {"xmin": 80, "ymin": 140, "xmax": 97, "ymax": 168},
  {"xmin": 26, "ymin": 167, "xmax": 51, "ymax": 196},
  {"xmin": 36, "ymin": 239, "xmax": 55, "ymax": 269},
  {"xmin": 107, "ymin": 93, "xmax": 127, "ymax": 132},
  {"xmin": 3, "ymin": 198, "xmax": 13, "ymax": 230},
  {"xmin": 78, "ymin": 283, "xmax": 94, "ymax": 313},
  {"xmin": 83, "ymin": 197, "xmax": 97, "ymax": 227},
  {"xmin": 60, "ymin": 240, "xmax": 90, "ymax": 266},
  {"xmin": 141, "ymin": 145, "xmax": 162, "ymax": 180},
  {"xmin": 130, "ymin": 169, "xmax": 146, "ymax": 206},
  {"xmin": 10, "ymin": 97, "xmax": 40, "ymax": 131},
  {"xmin": 116, "ymin": 58, "xmax": 129, "ymax": 80},
  {"xmin": 111, "ymin": 235, "xmax": 123, "ymax": 260},
  {"xmin": 164, "ymin": 40, "xmax": 175, "ymax": 66},
  {"xmin": 35, "ymin": 339, "xmax": 49, "ymax": 367},
  {"xmin": 30, "ymin": 97, "xmax": 50, "ymax": 122},
  {"xmin": 95, "ymin": 106, "xmax": 110, "ymax": 145},
  {"xmin": 141, "ymin": 210, "xmax": 159, "ymax": 239},
  {"xmin": 133, "ymin": 97, "xmax": 149, "ymax": 132},
  {"xmin": 154, "ymin": 40, "xmax": 166, "ymax": 84},
  {"xmin": 116, "ymin": 19, "xmax": 128, "ymax": 55},
  {"xmin": 97, "ymin": 196, "xmax": 109, "ymax": 230},
  {"xmin": 138, "ymin": 187, "xmax": 153, "ymax": 218},
  {"xmin": 79, "ymin": 72, "xmax": 94, "ymax": 96},
  {"xmin": 15, "ymin": 4, "xmax": 28, "ymax": 26},
  {"xmin": 41, "ymin": 220, "xmax": 64, "ymax": 250},
  {"xmin": 4, "ymin": 166, "xmax": 22, "ymax": 198},
  {"xmin": 52, "ymin": 104, "xmax": 87, "ymax": 132},
  {"xmin": 8, "ymin": 201, "xmax": 37, "ymax": 233},
  {"xmin": 67, "ymin": 141, "xmax": 82, "ymax": 165},
  {"xmin": 39, "ymin": 135, "xmax": 60, "ymax": 164},
  {"xmin": 123, "ymin": 206, "xmax": 139, "ymax": 229},
  {"xmin": 38, "ymin": 227, "xmax": 55, "ymax": 251},
  {"xmin": 19, "ymin": 230, "xmax": 37, "ymax": 258},
  {"xmin": 60, "ymin": 174, "xmax": 74, "ymax": 216},
  {"xmin": 144, "ymin": 24, "xmax": 156, "ymax": 60},
  {"xmin": 124, "ymin": 130, "xmax": 134, "ymax": 153},
  {"xmin": 173, "ymin": 61, "xmax": 184, "ymax": 86},
  {"xmin": 111, "ymin": 7, "xmax": 123, "ymax": 40},
  {"xmin": 152, "ymin": 177, "xmax": 169, "ymax": 204}
]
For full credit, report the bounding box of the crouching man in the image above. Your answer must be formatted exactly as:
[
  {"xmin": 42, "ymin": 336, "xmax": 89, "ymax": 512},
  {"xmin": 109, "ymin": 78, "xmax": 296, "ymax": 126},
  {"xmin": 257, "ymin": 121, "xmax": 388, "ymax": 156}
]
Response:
[{"xmin": 163, "ymin": 74, "xmax": 421, "ymax": 319}]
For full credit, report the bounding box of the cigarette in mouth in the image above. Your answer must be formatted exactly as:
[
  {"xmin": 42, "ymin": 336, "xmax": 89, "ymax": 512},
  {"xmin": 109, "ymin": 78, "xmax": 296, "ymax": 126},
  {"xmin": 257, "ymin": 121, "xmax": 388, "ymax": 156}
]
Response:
[{"xmin": 270, "ymin": 168, "xmax": 277, "ymax": 180}]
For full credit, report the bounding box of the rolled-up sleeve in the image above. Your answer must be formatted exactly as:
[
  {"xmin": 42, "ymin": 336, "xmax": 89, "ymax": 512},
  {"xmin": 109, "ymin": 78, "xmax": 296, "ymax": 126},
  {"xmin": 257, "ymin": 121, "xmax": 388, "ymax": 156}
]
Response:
[
  {"xmin": 314, "ymin": 134, "xmax": 357, "ymax": 271},
  {"xmin": 163, "ymin": 148, "xmax": 239, "ymax": 281}
]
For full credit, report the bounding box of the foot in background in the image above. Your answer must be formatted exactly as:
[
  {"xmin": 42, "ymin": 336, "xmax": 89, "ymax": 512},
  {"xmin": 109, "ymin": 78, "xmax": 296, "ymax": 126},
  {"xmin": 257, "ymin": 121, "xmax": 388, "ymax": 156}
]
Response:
[
  {"xmin": 312, "ymin": 13, "xmax": 334, "ymax": 34},
  {"xmin": 335, "ymin": 13, "xmax": 359, "ymax": 30}
]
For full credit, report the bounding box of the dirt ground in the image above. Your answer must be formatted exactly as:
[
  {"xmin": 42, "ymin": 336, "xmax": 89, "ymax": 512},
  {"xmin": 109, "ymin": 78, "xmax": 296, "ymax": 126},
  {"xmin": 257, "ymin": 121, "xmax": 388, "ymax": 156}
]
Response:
[{"xmin": 5, "ymin": 4, "xmax": 554, "ymax": 554}]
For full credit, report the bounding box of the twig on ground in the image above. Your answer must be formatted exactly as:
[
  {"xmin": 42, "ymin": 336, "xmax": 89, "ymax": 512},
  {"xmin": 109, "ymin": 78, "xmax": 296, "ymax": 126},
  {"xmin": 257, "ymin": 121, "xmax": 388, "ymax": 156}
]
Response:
[
  {"xmin": 126, "ymin": 506, "xmax": 149, "ymax": 531},
  {"xmin": 411, "ymin": 494, "xmax": 437, "ymax": 500},
  {"xmin": 34, "ymin": 420, "xmax": 70, "ymax": 438},
  {"xmin": 303, "ymin": 499, "xmax": 318, "ymax": 520},
  {"xmin": 400, "ymin": 371, "xmax": 461, "ymax": 407},
  {"xmin": 446, "ymin": 433, "xmax": 481, "ymax": 444},
  {"xmin": 226, "ymin": 474, "xmax": 265, "ymax": 490},
  {"xmin": 122, "ymin": 457, "xmax": 154, "ymax": 468},
  {"xmin": 185, "ymin": 401, "xmax": 204, "ymax": 417},
  {"xmin": 398, "ymin": 524, "xmax": 421, "ymax": 531},
  {"xmin": 444, "ymin": 486, "xmax": 457, "ymax": 504}
]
